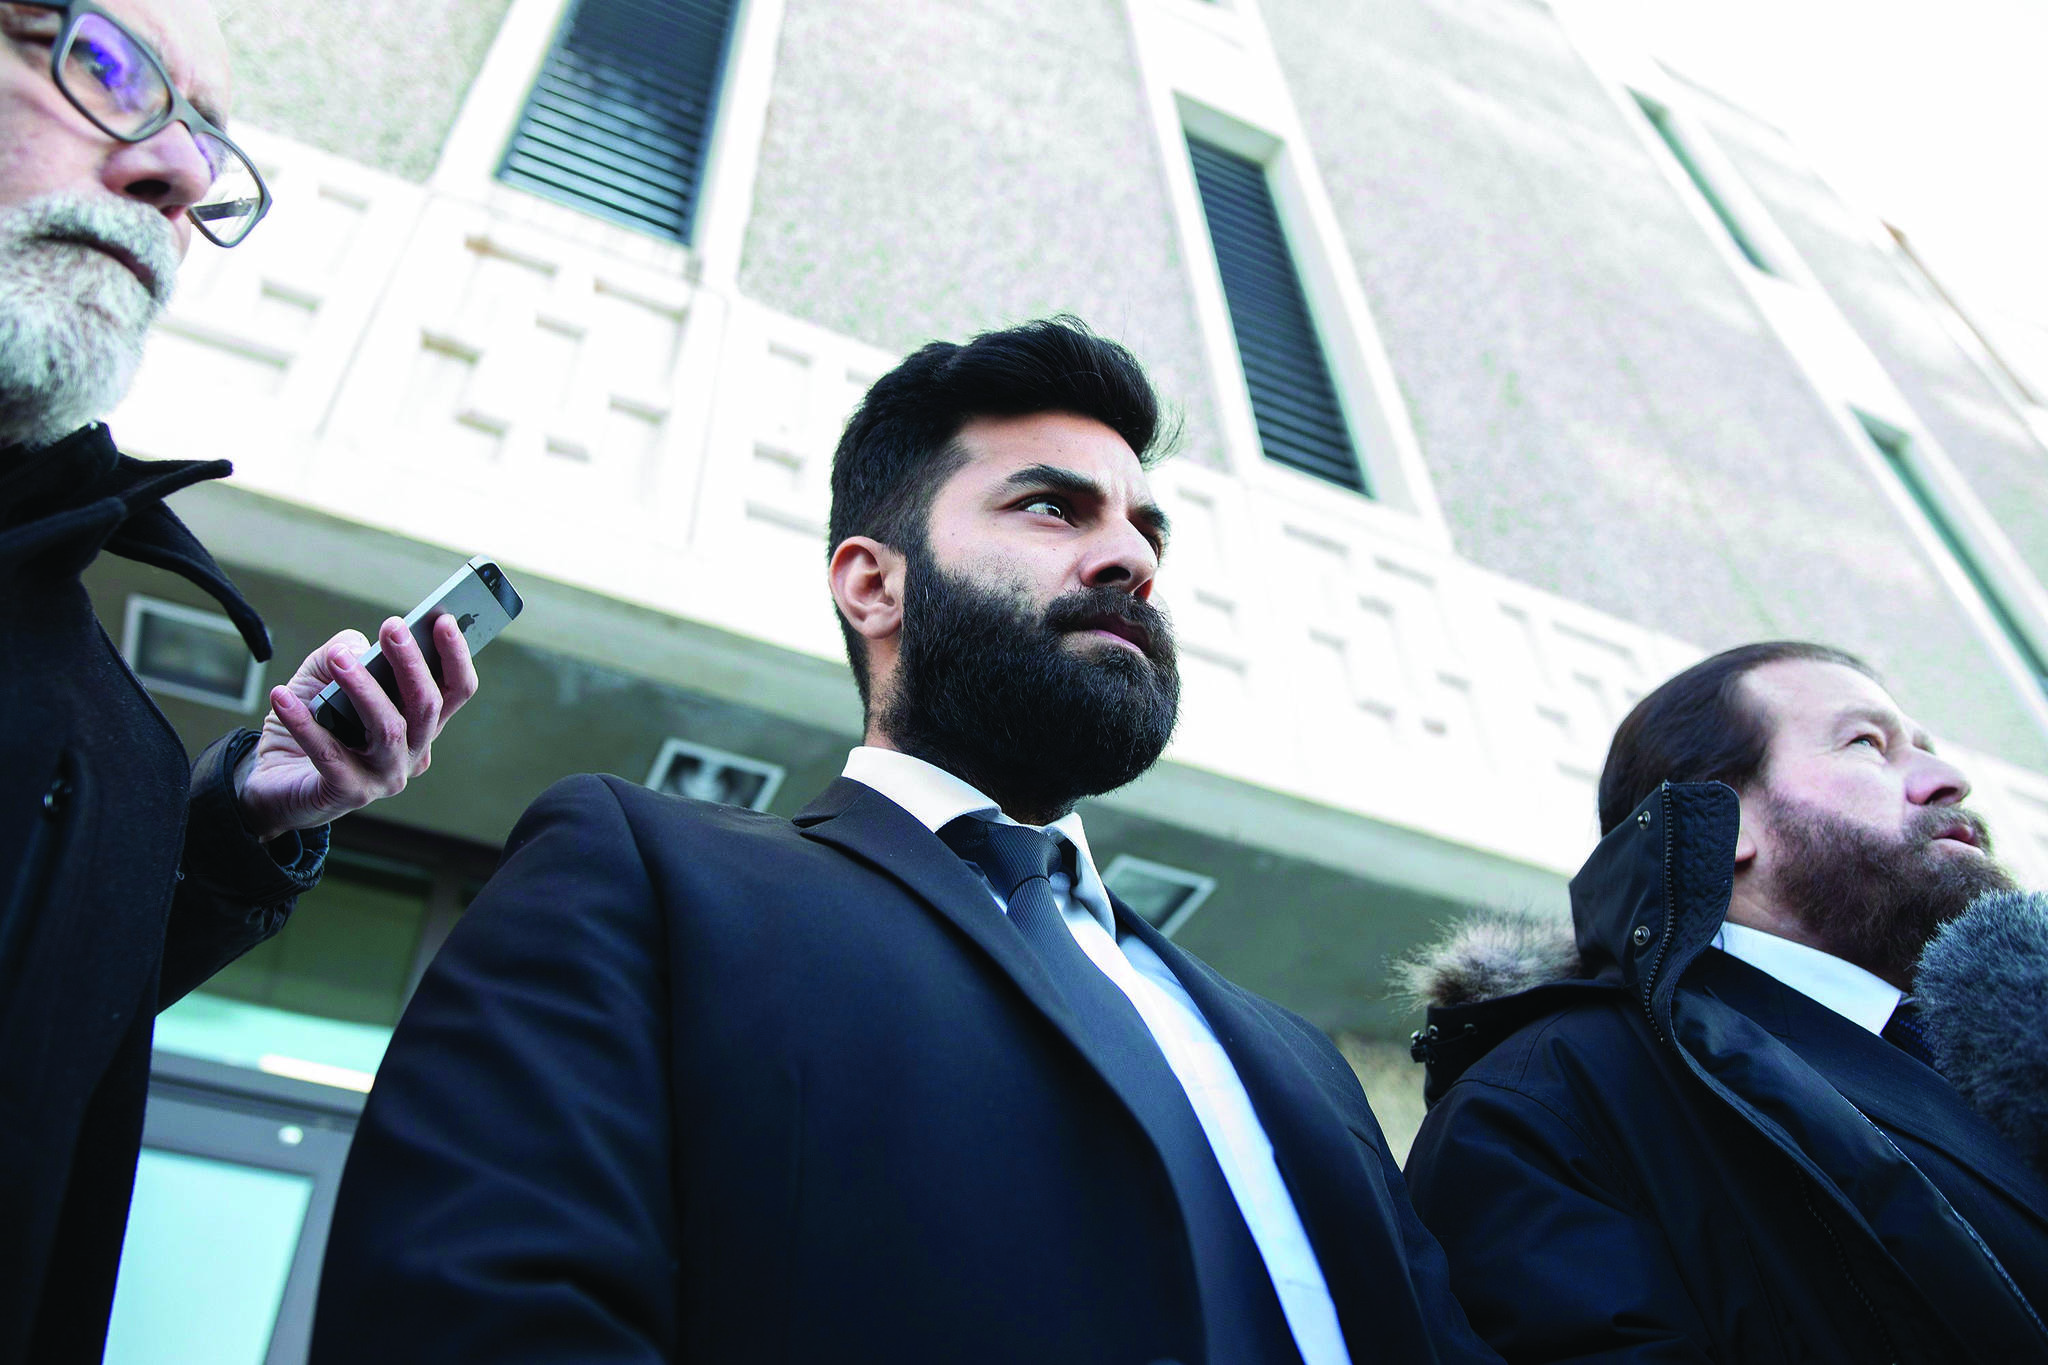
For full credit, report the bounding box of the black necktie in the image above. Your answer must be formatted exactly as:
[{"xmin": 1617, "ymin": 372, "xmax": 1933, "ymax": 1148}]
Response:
[
  {"xmin": 938, "ymin": 817, "xmax": 1303, "ymax": 1365},
  {"xmin": 1883, "ymin": 998, "xmax": 1939, "ymax": 1070}
]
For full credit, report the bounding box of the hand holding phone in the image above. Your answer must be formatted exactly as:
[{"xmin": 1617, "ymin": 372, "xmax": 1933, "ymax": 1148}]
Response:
[
  {"xmin": 312, "ymin": 556, "xmax": 524, "ymax": 749},
  {"xmin": 236, "ymin": 555, "xmax": 517, "ymax": 842}
]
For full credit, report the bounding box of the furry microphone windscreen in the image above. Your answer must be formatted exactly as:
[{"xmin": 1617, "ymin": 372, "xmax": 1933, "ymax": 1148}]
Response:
[{"xmin": 1916, "ymin": 889, "xmax": 2048, "ymax": 1172}]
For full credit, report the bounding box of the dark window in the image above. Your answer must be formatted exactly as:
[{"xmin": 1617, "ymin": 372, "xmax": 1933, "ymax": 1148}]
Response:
[
  {"xmin": 1858, "ymin": 411, "xmax": 2048, "ymax": 693},
  {"xmin": 1632, "ymin": 93, "xmax": 1775, "ymax": 275},
  {"xmin": 1186, "ymin": 136, "xmax": 1368, "ymax": 494},
  {"xmin": 202, "ymin": 817, "xmax": 500, "ymax": 1028},
  {"xmin": 498, "ymin": 0, "xmax": 742, "ymax": 244},
  {"xmin": 1101, "ymin": 855, "xmax": 1215, "ymax": 936}
]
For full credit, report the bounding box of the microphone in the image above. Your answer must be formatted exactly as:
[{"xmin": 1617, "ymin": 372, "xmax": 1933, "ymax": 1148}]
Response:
[{"xmin": 1915, "ymin": 889, "xmax": 2048, "ymax": 1172}]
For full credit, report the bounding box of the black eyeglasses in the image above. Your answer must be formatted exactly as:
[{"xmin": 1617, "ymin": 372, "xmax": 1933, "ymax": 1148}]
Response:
[{"xmin": 7, "ymin": 0, "xmax": 270, "ymax": 246}]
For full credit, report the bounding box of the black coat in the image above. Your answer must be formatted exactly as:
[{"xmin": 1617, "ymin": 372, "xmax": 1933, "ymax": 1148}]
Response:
[
  {"xmin": 0, "ymin": 426, "xmax": 327, "ymax": 1365},
  {"xmin": 1403, "ymin": 781, "xmax": 2048, "ymax": 1363},
  {"xmin": 312, "ymin": 774, "xmax": 1495, "ymax": 1365}
]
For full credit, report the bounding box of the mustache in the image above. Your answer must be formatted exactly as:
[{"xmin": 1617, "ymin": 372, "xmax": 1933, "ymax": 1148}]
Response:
[
  {"xmin": 1041, "ymin": 586, "xmax": 1175, "ymax": 663},
  {"xmin": 1907, "ymin": 805, "xmax": 1994, "ymax": 855},
  {"xmin": 0, "ymin": 193, "xmax": 181, "ymax": 306}
]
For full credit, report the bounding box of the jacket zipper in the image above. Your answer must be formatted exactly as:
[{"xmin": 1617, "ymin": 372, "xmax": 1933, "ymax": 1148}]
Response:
[
  {"xmin": 1798, "ymin": 1174, "xmax": 1900, "ymax": 1364},
  {"xmin": 1639, "ymin": 784, "xmax": 1677, "ymax": 1046},
  {"xmin": 0, "ymin": 752, "xmax": 76, "ymax": 1000},
  {"xmin": 1852, "ymin": 1101, "xmax": 2048, "ymax": 1346}
]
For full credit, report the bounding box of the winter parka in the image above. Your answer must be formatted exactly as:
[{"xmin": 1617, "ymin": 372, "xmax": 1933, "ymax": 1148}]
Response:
[
  {"xmin": 0, "ymin": 425, "xmax": 327, "ymax": 1365},
  {"xmin": 1404, "ymin": 780, "xmax": 2048, "ymax": 1363}
]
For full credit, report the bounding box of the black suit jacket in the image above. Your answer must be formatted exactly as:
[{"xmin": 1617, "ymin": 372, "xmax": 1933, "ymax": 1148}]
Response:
[{"xmin": 312, "ymin": 774, "xmax": 1492, "ymax": 1364}]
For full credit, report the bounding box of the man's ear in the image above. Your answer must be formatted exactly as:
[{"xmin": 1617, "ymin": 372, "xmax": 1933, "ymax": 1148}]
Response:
[
  {"xmin": 829, "ymin": 536, "xmax": 905, "ymax": 647},
  {"xmin": 1732, "ymin": 790, "xmax": 1761, "ymax": 872}
]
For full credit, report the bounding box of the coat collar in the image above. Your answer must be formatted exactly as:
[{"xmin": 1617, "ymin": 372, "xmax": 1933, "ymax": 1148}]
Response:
[
  {"xmin": 794, "ymin": 778, "xmax": 1160, "ymax": 1132},
  {"xmin": 0, "ymin": 424, "xmax": 271, "ymax": 660},
  {"xmin": 1413, "ymin": 782, "xmax": 1736, "ymax": 1098},
  {"xmin": 1569, "ymin": 780, "xmax": 1740, "ymax": 1009}
]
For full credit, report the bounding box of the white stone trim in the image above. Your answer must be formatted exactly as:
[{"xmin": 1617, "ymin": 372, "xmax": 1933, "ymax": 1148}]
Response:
[{"xmin": 689, "ymin": 0, "xmax": 786, "ymax": 291}]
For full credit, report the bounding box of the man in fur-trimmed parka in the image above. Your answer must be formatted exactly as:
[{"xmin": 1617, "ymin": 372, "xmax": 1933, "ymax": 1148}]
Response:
[{"xmin": 1403, "ymin": 641, "xmax": 2048, "ymax": 1364}]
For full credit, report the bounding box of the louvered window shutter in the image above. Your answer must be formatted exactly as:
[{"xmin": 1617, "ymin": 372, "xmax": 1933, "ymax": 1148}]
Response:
[
  {"xmin": 1187, "ymin": 137, "xmax": 1368, "ymax": 494},
  {"xmin": 498, "ymin": 0, "xmax": 741, "ymax": 244}
]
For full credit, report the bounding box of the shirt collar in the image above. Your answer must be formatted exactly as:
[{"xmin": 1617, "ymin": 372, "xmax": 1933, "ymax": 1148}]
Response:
[
  {"xmin": 1713, "ymin": 920, "xmax": 1904, "ymax": 1036},
  {"xmin": 839, "ymin": 746, "xmax": 1114, "ymax": 933}
]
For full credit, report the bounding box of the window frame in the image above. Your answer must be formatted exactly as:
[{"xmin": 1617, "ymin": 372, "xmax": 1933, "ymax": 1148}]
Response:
[
  {"xmin": 123, "ymin": 1053, "xmax": 366, "ymax": 1365},
  {"xmin": 1101, "ymin": 853, "xmax": 1217, "ymax": 937},
  {"xmin": 1124, "ymin": 0, "xmax": 1450, "ymax": 548},
  {"xmin": 121, "ymin": 594, "xmax": 267, "ymax": 713},
  {"xmin": 1854, "ymin": 409, "xmax": 2048, "ymax": 698},
  {"xmin": 1629, "ymin": 90, "xmax": 1778, "ymax": 276},
  {"xmin": 492, "ymin": 0, "xmax": 744, "ymax": 247},
  {"xmin": 644, "ymin": 736, "xmax": 787, "ymax": 812},
  {"xmin": 428, "ymin": 0, "xmax": 784, "ymax": 286},
  {"xmin": 1183, "ymin": 124, "xmax": 1369, "ymax": 496}
]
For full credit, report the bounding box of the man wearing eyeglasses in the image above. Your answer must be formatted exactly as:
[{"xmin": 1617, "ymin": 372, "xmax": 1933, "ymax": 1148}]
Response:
[{"xmin": 1, "ymin": 3, "xmax": 477, "ymax": 1360}]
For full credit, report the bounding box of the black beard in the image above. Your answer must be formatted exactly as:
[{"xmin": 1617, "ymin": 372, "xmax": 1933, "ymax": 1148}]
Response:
[
  {"xmin": 878, "ymin": 544, "xmax": 1180, "ymax": 824},
  {"xmin": 1760, "ymin": 791, "xmax": 2018, "ymax": 985}
]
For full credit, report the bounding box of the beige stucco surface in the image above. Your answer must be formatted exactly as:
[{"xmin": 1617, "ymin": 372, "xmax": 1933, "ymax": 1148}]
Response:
[{"xmin": 220, "ymin": 0, "xmax": 514, "ymax": 181}]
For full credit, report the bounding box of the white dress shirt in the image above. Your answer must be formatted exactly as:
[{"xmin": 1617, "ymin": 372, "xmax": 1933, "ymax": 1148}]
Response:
[
  {"xmin": 1713, "ymin": 920, "xmax": 1905, "ymax": 1036},
  {"xmin": 841, "ymin": 747, "xmax": 1353, "ymax": 1365}
]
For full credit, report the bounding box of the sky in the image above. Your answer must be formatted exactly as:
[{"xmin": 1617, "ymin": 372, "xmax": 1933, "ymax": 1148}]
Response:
[{"xmin": 1579, "ymin": 0, "xmax": 2048, "ymax": 343}]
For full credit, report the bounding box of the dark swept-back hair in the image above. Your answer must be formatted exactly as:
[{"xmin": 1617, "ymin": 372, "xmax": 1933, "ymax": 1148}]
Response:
[
  {"xmin": 826, "ymin": 316, "xmax": 1169, "ymax": 707},
  {"xmin": 1596, "ymin": 641, "xmax": 1880, "ymax": 835}
]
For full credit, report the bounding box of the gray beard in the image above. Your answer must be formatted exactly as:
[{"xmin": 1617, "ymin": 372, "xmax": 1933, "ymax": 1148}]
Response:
[{"xmin": 0, "ymin": 194, "xmax": 179, "ymax": 450}]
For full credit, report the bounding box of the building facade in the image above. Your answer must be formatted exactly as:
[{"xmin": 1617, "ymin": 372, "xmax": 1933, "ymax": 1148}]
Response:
[{"xmin": 90, "ymin": 0, "xmax": 2048, "ymax": 1358}]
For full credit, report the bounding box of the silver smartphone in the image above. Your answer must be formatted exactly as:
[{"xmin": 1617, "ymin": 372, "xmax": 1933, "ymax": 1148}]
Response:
[{"xmin": 310, "ymin": 555, "xmax": 523, "ymax": 750}]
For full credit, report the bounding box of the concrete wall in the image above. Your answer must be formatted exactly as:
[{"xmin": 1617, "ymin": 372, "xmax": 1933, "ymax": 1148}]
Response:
[
  {"xmin": 737, "ymin": 0, "xmax": 1227, "ymax": 467},
  {"xmin": 220, "ymin": 0, "xmax": 513, "ymax": 181},
  {"xmin": 1261, "ymin": 0, "xmax": 2048, "ymax": 766},
  {"xmin": 1698, "ymin": 94, "xmax": 2048, "ymax": 588}
]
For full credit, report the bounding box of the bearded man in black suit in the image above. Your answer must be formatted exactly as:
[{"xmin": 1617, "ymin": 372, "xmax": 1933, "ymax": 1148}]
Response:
[{"xmin": 311, "ymin": 318, "xmax": 1495, "ymax": 1365}]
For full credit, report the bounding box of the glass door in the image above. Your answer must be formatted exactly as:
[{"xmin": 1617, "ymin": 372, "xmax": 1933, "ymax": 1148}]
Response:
[{"xmin": 109, "ymin": 1041, "xmax": 362, "ymax": 1362}]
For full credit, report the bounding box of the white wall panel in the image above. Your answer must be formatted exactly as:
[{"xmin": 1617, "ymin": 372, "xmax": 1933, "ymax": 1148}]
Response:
[{"xmin": 111, "ymin": 130, "xmax": 2048, "ymax": 889}]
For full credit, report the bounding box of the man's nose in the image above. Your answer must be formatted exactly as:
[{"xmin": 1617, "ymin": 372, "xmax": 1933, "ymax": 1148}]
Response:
[
  {"xmin": 1909, "ymin": 750, "xmax": 1971, "ymax": 807},
  {"xmin": 1078, "ymin": 518, "xmax": 1159, "ymax": 599},
  {"xmin": 102, "ymin": 122, "xmax": 213, "ymax": 225}
]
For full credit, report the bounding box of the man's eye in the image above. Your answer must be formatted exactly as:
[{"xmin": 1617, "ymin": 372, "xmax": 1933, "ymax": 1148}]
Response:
[
  {"xmin": 1020, "ymin": 498, "xmax": 1070, "ymax": 521},
  {"xmin": 1851, "ymin": 734, "xmax": 1884, "ymax": 751}
]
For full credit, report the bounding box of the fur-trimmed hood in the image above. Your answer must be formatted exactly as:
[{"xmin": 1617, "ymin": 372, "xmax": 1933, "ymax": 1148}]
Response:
[
  {"xmin": 1395, "ymin": 904, "xmax": 1581, "ymax": 1012},
  {"xmin": 1406, "ymin": 781, "xmax": 1739, "ymax": 1103}
]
